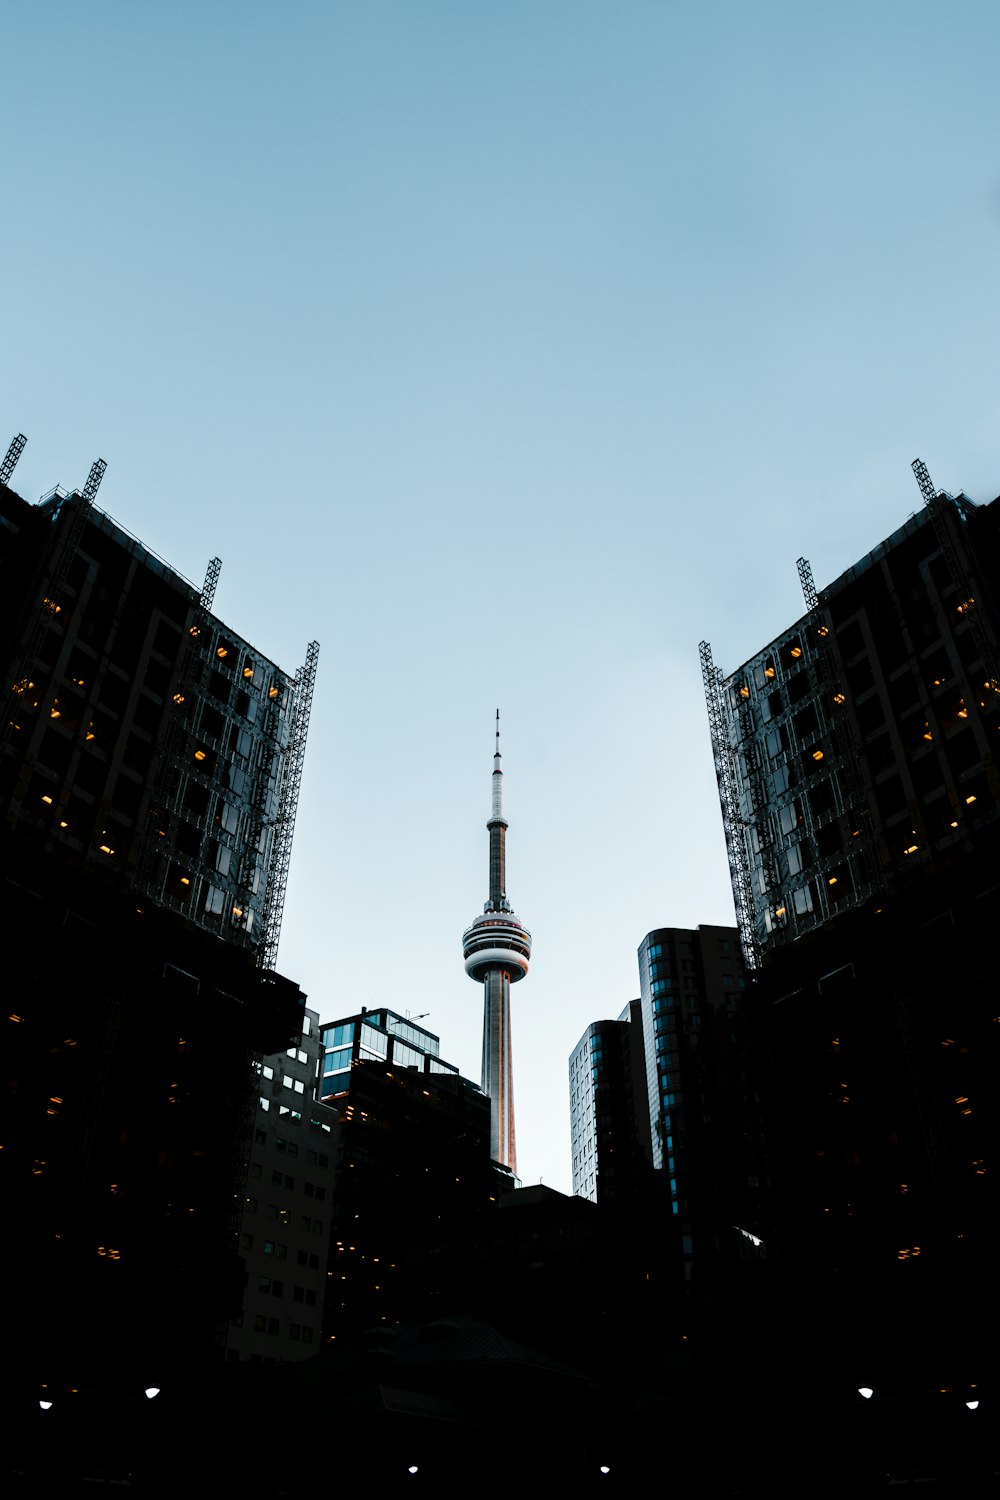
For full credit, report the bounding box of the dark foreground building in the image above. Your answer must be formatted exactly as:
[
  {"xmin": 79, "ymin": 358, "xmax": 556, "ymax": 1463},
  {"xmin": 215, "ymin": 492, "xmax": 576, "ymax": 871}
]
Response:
[
  {"xmin": 316, "ymin": 1007, "xmax": 499, "ymax": 1340},
  {"xmin": 702, "ymin": 462, "xmax": 1000, "ymax": 1400},
  {"xmin": 0, "ymin": 436, "xmax": 314, "ymax": 1400}
]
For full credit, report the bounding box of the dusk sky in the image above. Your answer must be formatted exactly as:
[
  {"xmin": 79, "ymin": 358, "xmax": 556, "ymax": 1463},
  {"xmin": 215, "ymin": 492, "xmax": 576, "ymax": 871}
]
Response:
[{"xmin": 4, "ymin": 0, "xmax": 1000, "ymax": 1191}]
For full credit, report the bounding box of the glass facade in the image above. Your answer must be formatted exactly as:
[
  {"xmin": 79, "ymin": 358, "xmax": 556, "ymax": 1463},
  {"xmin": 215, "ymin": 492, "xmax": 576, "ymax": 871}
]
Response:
[
  {"xmin": 318, "ymin": 1008, "xmax": 460, "ymax": 1102},
  {"xmin": 569, "ymin": 1002, "xmax": 651, "ymax": 1205},
  {"xmin": 637, "ymin": 925, "xmax": 747, "ymax": 1239}
]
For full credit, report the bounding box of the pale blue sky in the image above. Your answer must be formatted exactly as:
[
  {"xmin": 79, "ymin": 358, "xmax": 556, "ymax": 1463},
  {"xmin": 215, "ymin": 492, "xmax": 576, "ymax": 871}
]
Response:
[{"xmin": 4, "ymin": 1, "xmax": 1000, "ymax": 1190}]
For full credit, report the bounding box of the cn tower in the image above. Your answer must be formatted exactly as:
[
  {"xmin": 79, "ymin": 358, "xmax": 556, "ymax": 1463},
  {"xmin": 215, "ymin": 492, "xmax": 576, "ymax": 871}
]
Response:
[{"xmin": 462, "ymin": 713, "xmax": 532, "ymax": 1172}]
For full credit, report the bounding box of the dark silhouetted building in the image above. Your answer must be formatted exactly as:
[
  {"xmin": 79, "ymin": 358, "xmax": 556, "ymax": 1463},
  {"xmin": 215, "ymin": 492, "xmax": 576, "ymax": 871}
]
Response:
[
  {"xmin": 226, "ymin": 1008, "xmax": 336, "ymax": 1364},
  {"xmin": 317, "ymin": 1007, "xmax": 497, "ymax": 1339},
  {"xmin": 702, "ymin": 464, "xmax": 1000, "ymax": 1388},
  {"xmin": 0, "ymin": 438, "xmax": 314, "ymax": 1394}
]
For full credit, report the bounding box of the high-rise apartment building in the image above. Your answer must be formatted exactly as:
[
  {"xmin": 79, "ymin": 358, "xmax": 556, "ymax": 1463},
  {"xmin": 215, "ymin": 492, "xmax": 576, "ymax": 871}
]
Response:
[
  {"xmin": 462, "ymin": 716, "xmax": 531, "ymax": 1171},
  {"xmin": 701, "ymin": 464, "xmax": 1000, "ymax": 1378},
  {"xmin": 0, "ymin": 436, "xmax": 315, "ymax": 1389}
]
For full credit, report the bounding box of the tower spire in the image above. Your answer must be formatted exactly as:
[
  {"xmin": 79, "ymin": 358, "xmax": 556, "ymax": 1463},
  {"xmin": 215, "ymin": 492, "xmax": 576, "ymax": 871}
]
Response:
[
  {"xmin": 489, "ymin": 709, "xmax": 507, "ymax": 907},
  {"xmin": 461, "ymin": 713, "xmax": 532, "ymax": 1174}
]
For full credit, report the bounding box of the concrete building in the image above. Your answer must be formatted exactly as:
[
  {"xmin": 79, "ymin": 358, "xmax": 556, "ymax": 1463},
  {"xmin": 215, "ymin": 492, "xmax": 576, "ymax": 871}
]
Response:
[{"xmin": 461, "ymin": 714, "xmax": 531, "ymax": 1171}]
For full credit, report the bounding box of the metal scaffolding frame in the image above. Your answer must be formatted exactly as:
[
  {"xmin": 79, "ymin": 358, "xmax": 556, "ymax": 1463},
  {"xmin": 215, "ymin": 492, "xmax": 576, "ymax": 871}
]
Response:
[
  {"xmin": 81, "ymin": 457, "xmax": 107, "ymax": 504},
  {"xmin": 0, "ymin": 432, "xmax": 27, "ymax": 488},
  {"xmin": 200, "ymin": 556, "xmax": 222, "ymax": 612},
  {"xmin": 259, "ymin": 639, "xmax": 319, "ymax": 973},
  {"xmin": 700, "ymin": 639, "xmax": 759, "ymax": 968},
  {"xmin": 797, "ymin": 556, "xmax": 819, "ymax": 611}
]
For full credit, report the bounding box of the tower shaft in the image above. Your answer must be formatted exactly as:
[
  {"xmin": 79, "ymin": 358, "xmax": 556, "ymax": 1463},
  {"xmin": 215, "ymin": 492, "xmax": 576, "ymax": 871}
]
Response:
[
  {"xmin": 482, "ymin": 970, "xmax": 516, "ymax": 1169},
  {"xmin": 462, "ymin": 712, "xmax": 531, "ymax": 1176}
]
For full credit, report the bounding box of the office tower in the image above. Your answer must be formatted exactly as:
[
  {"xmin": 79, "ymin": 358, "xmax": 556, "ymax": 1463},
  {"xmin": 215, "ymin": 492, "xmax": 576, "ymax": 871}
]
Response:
[
  {"xmin": 0, "ymin": 437, "xmax": 314, "ymax": 1388},
  {"xmin": 569, "ymin": 1000, "xmax": 651, "ymax": 1204},
  {"xmin": 461, "ymin": 715, "xmax": 531, "ymax": 1170},
  {"xmin": 637, "ymin": 927, "xmax": 760, "ymax": 1275},
  {"xmin": 317, "ymin": 1007, "xmax": 495, "ymax": 1336},
  {"xmin": 701, "ymin": 463, "xmax": 1000, "ymax": 1371},
  {"xmin": 227, "ymin": 1008, "xmax": 336, "ymax": 1364}
]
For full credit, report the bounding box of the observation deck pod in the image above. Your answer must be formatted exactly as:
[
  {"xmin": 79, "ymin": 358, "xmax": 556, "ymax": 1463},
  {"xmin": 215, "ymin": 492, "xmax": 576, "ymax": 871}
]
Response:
[{"xmin": 462, "ymin": 911, "xmax": 532, "ymax": 982}]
